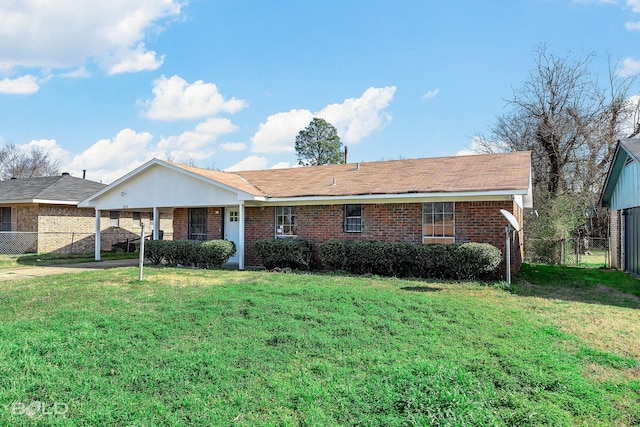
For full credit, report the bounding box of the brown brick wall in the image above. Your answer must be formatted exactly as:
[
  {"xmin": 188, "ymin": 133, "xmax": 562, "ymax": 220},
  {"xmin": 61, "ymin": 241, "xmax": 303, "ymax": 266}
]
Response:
[
  {"xmin": 245, "ymin": 207, "xmax": 276, "ymax": 265},
  {"xmin": 456, "ymin": 201, "xmax": 523, "ymax": 275},
  {"xmin": 0, "ymin": 203, "xmax": 174, "ymax": 254},
  {"xmin": 36, "ymin": 206, "xmax": 130, "ymax": 254},
  {"xmin": 241, "ymin": 201, "xmax": 523, "ymax": 275},
  {"xmin": 173, "ymin": 207, "xmax": 223, "ymax": 240},
  {"xmin": 17, "ymin": 206, "xmax": 39, "ymax": 232},
  {"xmin": 172, "ymin": 201, "xmax": 524, "ymax": 275}
]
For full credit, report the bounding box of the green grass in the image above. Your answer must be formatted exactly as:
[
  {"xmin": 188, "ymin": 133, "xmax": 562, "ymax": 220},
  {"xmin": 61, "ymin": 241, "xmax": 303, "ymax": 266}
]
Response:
[
  {"xmin": 0, "ymin": 266, "xmax": 638, "ymax": 425},
  {"xmin": 515, "ymin": 263, "xmax": 640, "ymax": 303},
  {"xmin": 576, "ymin": 249, "xmax": 608, "ymax": 268}
]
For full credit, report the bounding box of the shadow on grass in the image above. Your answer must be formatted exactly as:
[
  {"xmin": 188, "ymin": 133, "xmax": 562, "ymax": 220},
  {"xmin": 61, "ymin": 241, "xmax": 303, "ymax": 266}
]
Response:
[
  {"xmin": 15, "ymin": 252, "xmax": 138, "ymax": 267},
  {"xmin": 400, "ymin": 286, "xmax": 442, "ymax": 292},
  {"xmin": 512, "ymin": 263, "xmax": 640, "ymax": 309}
]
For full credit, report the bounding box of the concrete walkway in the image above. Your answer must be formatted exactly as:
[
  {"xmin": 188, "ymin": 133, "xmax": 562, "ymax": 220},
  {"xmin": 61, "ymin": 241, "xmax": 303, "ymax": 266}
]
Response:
[{"xmin": 0, "ymin": 258, "xmax": 141, "ymax": 282}]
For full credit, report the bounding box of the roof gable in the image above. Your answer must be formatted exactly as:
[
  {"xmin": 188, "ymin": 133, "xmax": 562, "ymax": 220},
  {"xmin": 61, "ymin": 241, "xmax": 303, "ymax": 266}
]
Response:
[{"xmin": 600, "ymin": 138, "xmax": 640, "ymax": 208}]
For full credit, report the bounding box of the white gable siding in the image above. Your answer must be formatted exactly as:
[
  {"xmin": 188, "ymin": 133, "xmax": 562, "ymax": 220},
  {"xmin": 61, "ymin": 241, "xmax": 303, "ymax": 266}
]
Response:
[
  {"xmin": 88, "ymin": 165, "xmax": 241, "ymax": 210},
  {"xmin": 610, "ymin": 160, "xmax": 640, "ymax": 211}
]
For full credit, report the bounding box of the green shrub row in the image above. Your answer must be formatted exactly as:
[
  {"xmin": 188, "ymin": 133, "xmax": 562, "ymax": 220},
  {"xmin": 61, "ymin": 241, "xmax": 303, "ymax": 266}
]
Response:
[
  {"xmin": 319, "ymin": 240, "xmax": 502, "ymax": 280},
  {"xmin": 251, "ymin": 238, "xmax": 313, "ymax": 270},
  {"xmin": 145, "ymin": 239, "xmax": 236, "ymax": 269}
]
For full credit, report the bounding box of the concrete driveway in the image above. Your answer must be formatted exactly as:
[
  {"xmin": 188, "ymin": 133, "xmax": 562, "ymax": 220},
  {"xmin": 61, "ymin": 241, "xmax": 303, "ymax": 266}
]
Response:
[{"xmin": 0, "ymin": 258, "xmax": 141, "ymax": 282}]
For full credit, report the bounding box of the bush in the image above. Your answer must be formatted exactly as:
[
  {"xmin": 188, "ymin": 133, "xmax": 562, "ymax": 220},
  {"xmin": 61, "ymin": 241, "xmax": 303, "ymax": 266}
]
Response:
[
  {"xmin": 317, "ymin": 240, "xmax": 346, "ymax": 270},
  {"xmin": 144, "ymin": 239, "xmax": 235, "ymax": 269},
  {"xmin": 318, "ymin": 240, "xmax": 502, "ymax": 280},
  {"xmin": 197, "ymin": 240, "xmax": 236, "ymax": 269},
  {"xmin": 252, "ymin": 239, "xmax": 312, "ymax": 270},
  {"xmin": 450, "ymin": 243, "xmax": 502, "ymax": 280},
  {"xmin": 144, "ymin": 240, "xmax": 168, "ymax": 265}
]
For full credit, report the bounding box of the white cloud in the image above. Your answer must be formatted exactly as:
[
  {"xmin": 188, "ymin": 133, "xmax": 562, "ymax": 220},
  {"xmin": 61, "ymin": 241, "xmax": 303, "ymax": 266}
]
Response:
[
  {"xmin": 59, "ymin": 67, "xmax": 90, "ymax": 79},
  {"xmin": 270, "ymin": 161, "xmax": 292, "ymax": 169},
  {"xmin": 319, "ymin": 86, "xmax": 396, "ymax": 144},
  {"xmin": 0, "ymin": 75, "xmax": 39, "ymax": 94},
  {"xmin": 251, "ymin": 110, "xmax": 314, "ymax": 153},
  {"xmin": 22, "ymin": 139, "xmax": 69, "ymax": 165},
  {"xmin": 225, "ymin": 156, "xmax": 268, "ymax": 172},
  {"xmin": 0, "ymin": 1, "xmax": 183, "ymax": 76},
  {"xmin": 618, "ymin": 57, "xmax": 640, "ymax": 76},
  {"xmin": 251, "ymin": 86, "xmax": 396, "ymax": 153},
  {"xmin": 571, "ymin": 0, "xmax": 616, "ymax": 3},
  {"xmin": 456, "ymin": 136, "xmax": 504, "ymax": 156},
  {"xmin": 422, "ymin": 88, "xmax": 440, "ymax": 100},
  {"xmin": 106, "ymin": 43, "xmax": 164, "ymax": 75},
  {"xmin": 143, "ymin": 75, "xmax": 248, "ymax": 120},
  {"xmin": 157, "ymin": 118, "xmax": 238, "ymax": 162},
  {"xmin": 627, "ymin": 0, "xmax": 640, "ymax": 13},
  {"xmin": 219, "ymin": 142, "xmax": 247, "ymax": 151},
  {"xmin": 67, "ymin": 128, "xmax": 153, "ymax": 183},
  {"xmin": 625, "ymin": 21, "xmax": 640, "ymax": 30}
]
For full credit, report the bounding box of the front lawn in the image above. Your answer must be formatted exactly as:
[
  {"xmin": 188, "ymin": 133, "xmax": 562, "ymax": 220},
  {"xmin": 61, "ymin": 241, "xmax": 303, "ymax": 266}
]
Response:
[{"xmin": 0, "ymin": 265, "xmax": 638, "ymax": 425}]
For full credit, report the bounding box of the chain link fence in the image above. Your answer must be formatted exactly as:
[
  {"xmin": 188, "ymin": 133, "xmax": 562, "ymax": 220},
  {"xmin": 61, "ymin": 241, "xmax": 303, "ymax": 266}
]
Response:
[
  {"xmin": 0, "ymin": 232, "xmax": 38, "ymax": 254},
  {"xmin": 524, "ymin": 237, "xmax": 609, "ymax": 267},
  {"xmin": 0, "ymin": 231, "xmax": 174, "ymax": 255}
]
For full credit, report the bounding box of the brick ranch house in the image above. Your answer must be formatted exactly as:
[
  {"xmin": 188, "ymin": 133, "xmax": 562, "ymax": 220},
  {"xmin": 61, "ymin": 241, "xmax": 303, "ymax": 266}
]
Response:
[
  {"xmin": 80, "ymin": 151, "xmax": 532, "ymax": 275},
  {"xmin": 0, "ymin": 173, "xmax": 170, "ymax": 254}
]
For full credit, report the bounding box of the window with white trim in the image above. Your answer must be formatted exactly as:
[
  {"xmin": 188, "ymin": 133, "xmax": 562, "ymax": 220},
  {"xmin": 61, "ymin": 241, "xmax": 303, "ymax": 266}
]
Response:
[
  {"xmin": 422, "ymin": 202, "xmax": 455, "ymax": 243},
  {"xmin": 344, "ymin": 204, "xmax": 362, "ymax": 233},
  {"xmin": 275, "ymin": 206, "xmax": 297, "ymax": 237}
]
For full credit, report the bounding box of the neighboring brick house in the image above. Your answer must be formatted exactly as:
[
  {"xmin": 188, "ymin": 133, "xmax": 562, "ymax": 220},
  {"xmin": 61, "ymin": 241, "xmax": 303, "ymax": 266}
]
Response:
[
  {"xmin": 600, "ymin": 138, "xmax": 640, "ymax": 276},
  {"xmin": 80, "ymin": 152, "xmax": 533, "ymax": 276},
  {"xmin": 0, "ymin": 173, "xmax": 167, "ymax": 254}
]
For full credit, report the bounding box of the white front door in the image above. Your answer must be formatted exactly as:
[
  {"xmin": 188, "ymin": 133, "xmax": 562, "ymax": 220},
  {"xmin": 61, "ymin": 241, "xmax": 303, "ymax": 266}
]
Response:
[{"xmin": 224, "ymin": 208, "xmax": 240, "ymax": 263}]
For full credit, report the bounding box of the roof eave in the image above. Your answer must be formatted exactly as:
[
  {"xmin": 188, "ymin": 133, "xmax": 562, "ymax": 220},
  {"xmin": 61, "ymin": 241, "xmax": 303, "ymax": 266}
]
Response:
[
  {"xmin": 599, "ymin": 141, "xmax": 625, "ymax": 207},
  {"xmin": 0, "ymin": 199, "xmax": 79, "ymax": 205},
  {"xmin": 246, "ymin": 189, "xmax": 530, "ymax": 205}
]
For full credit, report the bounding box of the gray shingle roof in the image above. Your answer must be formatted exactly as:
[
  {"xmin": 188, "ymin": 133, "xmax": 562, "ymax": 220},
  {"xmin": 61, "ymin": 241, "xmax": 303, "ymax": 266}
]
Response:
[
  {"xmin": 0, "ymin": 174, "xmax": 106, "ymax": 203},
  {"xmin": 620, "ymin": 138, "xmax": 640, "ymax": 163}
]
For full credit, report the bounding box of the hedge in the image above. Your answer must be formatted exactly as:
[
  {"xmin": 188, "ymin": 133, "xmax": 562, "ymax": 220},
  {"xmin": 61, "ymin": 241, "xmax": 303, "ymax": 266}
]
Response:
[
  {"xmin": 319, "ymin": 240, "xmax": 502, "ymax": 280},
  {"xmin": 144, "ymin": 239, "xmax": 236, "ymax": 269},
  {"xmin": 252, "ymin": 238, "xmax": 312, "ymax": 270}
]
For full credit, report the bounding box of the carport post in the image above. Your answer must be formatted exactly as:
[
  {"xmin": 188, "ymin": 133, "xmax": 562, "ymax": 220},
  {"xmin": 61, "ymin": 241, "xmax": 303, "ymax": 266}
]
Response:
[
  {"xmin": 152, "ymin": 207, "xmax": 160, "ymax": 240},
  {"xmin": 239, "ymin": 202, "xmax": 245, "ymax": 270}
]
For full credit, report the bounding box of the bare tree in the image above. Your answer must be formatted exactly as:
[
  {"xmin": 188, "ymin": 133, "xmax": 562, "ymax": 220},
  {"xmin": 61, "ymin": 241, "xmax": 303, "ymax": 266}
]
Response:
[
  {"xmin": 483, "ymin": 46, "xmax": 638, "ymax": 251},
  {"xmin": 0, "ymin": 144, "xmax": 61, "ymax": 179},
  {"xmin": 488, "ymin": 46, "xmax": 638, "ymax": 199}
]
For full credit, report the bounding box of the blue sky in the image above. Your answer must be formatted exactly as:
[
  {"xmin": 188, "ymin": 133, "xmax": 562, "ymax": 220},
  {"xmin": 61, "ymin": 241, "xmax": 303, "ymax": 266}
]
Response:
[{"xmin": 1, "ymin": 0, "xmax": 640, "ymax": 183}]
